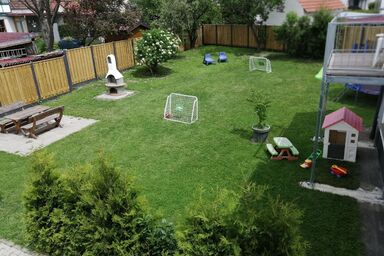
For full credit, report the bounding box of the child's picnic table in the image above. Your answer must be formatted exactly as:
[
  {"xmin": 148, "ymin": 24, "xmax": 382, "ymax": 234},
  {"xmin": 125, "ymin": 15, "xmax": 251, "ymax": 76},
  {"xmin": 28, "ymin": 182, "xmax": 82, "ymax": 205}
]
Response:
[{"xmin": 266, "ymin": 137, "xmax": 299, "ymax": 161}]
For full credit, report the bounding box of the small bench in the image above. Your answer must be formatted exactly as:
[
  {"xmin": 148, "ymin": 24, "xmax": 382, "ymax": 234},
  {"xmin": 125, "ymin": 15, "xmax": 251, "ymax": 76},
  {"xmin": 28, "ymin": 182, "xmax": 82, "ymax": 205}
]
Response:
[
  {"xmin": 290, "ymin": 146, "xmax": 299, "ymax": 156},
  {"xmin": 0, "ymin": 101, "xmax": 26, "ymax": 117},
  {"xmin": 0, "ymin": 118, "xmax": 14, "ymax": 133},
  {"xmin": 266, "ymin": 143, "xmax": 278, "ymax": 156},
  {"xmin": 21, "ymin": 106, "xmax": 64, "ymax": 139}
]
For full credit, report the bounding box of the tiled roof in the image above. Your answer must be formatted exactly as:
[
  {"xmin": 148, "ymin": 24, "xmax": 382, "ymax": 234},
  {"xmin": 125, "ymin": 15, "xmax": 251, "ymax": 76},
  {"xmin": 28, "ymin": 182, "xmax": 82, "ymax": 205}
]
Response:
[
  {"xmin": 0, "ymin": 32, "xmax": 34, "ymax": 48},
  {"xmin": 10, "ymin": 0, "xmax": 71, "ymax": 10},
  {"xmin": 298, "ymin": 0, "xmax": 346, "ymax": 13},
  {"xmin": 0, "ymin": 51, "xmax": 64, "ymax": 68},
  {"xmin": 322, "ymin": 107, "xmax": 364, "ymax": 132}
]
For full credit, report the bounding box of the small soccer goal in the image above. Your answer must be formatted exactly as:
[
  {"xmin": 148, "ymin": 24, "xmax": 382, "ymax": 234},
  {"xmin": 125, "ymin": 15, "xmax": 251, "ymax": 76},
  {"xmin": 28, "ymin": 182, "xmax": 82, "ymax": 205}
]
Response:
[
  {"xmin": 164, "ymin": 93, "xmax": 198, "ymax": 124},
  {"xmin": 249, "ymin": 56, "xmax": 272, "ymax": 73}
]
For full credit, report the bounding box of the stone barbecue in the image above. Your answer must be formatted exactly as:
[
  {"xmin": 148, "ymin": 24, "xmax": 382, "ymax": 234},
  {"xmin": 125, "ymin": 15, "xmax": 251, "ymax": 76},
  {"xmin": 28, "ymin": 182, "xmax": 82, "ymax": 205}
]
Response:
[{"xmin": 105, "ymin": 54, "xmax": 126, "ymax": 95}]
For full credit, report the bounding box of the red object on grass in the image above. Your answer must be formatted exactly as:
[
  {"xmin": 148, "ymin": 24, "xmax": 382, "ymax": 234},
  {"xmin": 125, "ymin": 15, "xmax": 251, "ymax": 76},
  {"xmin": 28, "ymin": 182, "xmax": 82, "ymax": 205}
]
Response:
[{"xmin": 330, "ymin": 165, "xmax": 348, "ymax": 177}]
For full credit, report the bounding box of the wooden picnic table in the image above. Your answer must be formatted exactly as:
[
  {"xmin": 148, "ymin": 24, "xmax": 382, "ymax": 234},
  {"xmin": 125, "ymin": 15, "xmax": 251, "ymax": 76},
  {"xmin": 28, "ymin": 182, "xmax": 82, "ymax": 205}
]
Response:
[
  {"xmin": 268, "ymin": 137, "xmax": 299, "ymax": 161},
  {"xmin": 3, "ymin": 105, "xmax": 50, "ymax": 134}
]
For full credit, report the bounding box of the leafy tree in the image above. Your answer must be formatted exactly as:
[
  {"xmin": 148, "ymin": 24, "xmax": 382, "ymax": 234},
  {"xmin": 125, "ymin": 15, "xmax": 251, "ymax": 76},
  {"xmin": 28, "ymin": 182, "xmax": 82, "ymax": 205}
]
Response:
[
  {"xmin": 132, "ymin": 0, "xmax": 162, "ymax": 25},
  {"xmin": 135, "ymin": 29, "xmax": 180, "ymax": 74},
  {"xmin": 159, "ymin": 0, "xmax": 220, "ymax": 48},
  {"xmin": 275, "ymin": 9, "xmax": 332, "ymax": 58},
  {"xmin": 62, "ymin": 0, "xmax": 139, "ymax": 45},
  {"xmin": 220, "ymin": 0, "xmax": 285, "ymax": 50},
  {"xmin": 24, "ymin": 151, "xmax": 177, "ymax": 255},
  {"xmin": 20, "ymin": 0, "xmax": 63, "ymax": 51}
]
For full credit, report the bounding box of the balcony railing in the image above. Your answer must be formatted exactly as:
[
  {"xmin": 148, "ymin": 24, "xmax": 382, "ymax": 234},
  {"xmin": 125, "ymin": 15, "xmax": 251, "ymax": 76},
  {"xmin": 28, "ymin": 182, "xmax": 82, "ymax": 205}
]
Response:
[{"xmin": 0, "ymin": 48, "xmax": 27, "ymax": 60}]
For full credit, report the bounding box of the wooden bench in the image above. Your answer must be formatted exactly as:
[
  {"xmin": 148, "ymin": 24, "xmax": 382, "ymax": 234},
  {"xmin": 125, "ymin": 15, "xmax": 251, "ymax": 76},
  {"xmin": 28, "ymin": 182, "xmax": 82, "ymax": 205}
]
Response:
[
  {"xmin": 21, "ymin": 106, "xmax": 64, "ymax": 139},
  {"xmin": 0, "ymin": 101, "xmax": 26, "ymax": 117},
  {"xmin": 0, "ymin": 118, "xmax": 14, "ymax": 133},
  {"xmin": 266, "ymin": 143, "xmax": 279, "ymax": 156}
]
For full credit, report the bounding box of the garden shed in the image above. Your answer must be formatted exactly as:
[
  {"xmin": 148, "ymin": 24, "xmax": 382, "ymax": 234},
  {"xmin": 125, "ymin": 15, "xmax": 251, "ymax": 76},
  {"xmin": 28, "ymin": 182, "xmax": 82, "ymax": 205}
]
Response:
[{"xmin": 322, "ymin": 107, "xmax": 363, "ymax": 162}]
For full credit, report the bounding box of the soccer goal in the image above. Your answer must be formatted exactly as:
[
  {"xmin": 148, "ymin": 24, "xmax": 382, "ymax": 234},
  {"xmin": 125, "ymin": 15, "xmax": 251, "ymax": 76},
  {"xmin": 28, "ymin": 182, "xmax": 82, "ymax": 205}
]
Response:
[
  {"xmin": 164, "ymin": 93, "xmax": 198, "ymax": 124},
  {"xmin": 249, "ymin": 56, "xmax": 272, "ymax": 73}
]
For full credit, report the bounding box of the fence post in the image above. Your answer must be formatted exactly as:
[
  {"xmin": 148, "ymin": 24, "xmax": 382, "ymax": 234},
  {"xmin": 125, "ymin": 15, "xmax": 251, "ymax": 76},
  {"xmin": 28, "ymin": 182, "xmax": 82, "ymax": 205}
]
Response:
[
  {"xmin": 201, "ymin": 25, "xmax": 205, "ymax": 45},
  {"xmin": 112, "ymin": 41, "xmax": 118, "ymax": 68},
  {"xmin": 30, "ymin": 62, "xmax": 41, "ymax": 101},
  {"xmin": 130, "ymin": 39, "xmax": 136, "ymax": 66},
  {"xmin": 90, "ymin": 45, "xmax": 98, "ymax": 79},
  {"xmin": 247, "ymin": 25, "xmax": 250, "ymax": 48},
  {"xmin": 215, "ymin": 24, "xmax": 218, "ymax": 45},
  {"xmin": 63, "ymin": 50, "xmax": 73, "ymax": 91},
  {"xmin": 231, "ymin": 24, "xmax": 233, "ymax": 47}
]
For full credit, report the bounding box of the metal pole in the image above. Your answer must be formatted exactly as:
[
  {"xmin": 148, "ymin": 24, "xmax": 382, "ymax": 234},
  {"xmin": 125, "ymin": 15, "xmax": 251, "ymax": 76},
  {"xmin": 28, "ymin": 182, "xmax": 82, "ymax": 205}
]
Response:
[
  {"xmin": 63, "ymin": 50, "xmax": 73, "ymax": 91},
  {"xmin": 309, "ymin": 79, "xmax": 328, "ymax": 186}
]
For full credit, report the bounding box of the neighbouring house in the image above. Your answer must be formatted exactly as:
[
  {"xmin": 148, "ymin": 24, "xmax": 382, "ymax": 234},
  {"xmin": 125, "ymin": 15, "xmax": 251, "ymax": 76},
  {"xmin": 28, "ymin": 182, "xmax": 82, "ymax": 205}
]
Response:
[
  {"xmin": 373, "ymin": 88, "xmax": 384, "ymax": 179},
  {"xmin": 128, "ymin": 21, "xmax": 150, "ymax": 39},
  {"xmin": 0, "ymin": 32, "xmax": 36, "ymax": 59},
  {"xmin": 0, "ymin": 0, "xmax": 67, "ymax": 42},
  {"xmin": 105, "ymin": 21, "xmax": 150, "ymax": 43},
  {"xmin": 322, "ymin": 107, "xmax": 364, "ymax": 162},
  {"xmin": 266, "ymin": 0, "xmax": 347, "ymax": 26},
  {"xmin": 311, "ymin": 11, "xmax": 384, "ymax": 189}
]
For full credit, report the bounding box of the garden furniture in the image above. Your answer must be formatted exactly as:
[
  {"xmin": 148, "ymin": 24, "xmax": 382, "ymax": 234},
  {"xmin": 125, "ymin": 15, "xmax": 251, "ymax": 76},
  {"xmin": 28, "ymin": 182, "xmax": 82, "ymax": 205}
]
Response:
[{"xmin": 266, "ymin": 137, "xmax": 299, "ymax": 161}]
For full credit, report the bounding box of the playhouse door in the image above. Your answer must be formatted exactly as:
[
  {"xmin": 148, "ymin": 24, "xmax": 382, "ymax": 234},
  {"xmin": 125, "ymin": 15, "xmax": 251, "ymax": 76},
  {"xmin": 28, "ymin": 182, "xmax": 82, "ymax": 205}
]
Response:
[{"xmin": 328, "ymin": 130, "xmax": 346, "ymax": 160}]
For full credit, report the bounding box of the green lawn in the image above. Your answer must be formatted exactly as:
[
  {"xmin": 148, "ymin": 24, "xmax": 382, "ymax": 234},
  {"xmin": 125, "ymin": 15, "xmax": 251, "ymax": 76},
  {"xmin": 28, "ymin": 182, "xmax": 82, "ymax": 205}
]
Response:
[{"xmin": 0, "ymin": 46, "xmax": 378, "ymax": 255}]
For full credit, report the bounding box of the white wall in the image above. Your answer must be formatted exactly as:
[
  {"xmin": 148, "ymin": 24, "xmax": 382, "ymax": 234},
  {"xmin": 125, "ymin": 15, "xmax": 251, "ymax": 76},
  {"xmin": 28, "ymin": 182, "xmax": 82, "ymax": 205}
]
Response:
[
  {"xmin": 1, "ymin": 16, "xmax": 17, "ymax": 32},
  {"xmin": 323, "ymin": 121, "xmax": 359, "ymax": 162},
  {"xmin": 265, "ymin": 0, "xmax": 304, "ymax": 26}
]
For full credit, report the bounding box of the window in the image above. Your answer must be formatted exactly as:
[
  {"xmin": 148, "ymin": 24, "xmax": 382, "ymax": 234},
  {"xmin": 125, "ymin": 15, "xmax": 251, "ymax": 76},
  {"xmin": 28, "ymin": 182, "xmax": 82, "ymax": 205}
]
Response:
[
  {"xmin": 351, "ymin": 133, "xmax": 356, "ymax": 137},
  {"xmin": 0, "ymin": 20, "xmax": 6, "ymax": 32},
  {"xmin": 0, "ymin": 0, "xmax": 10, "ymax": 4}
]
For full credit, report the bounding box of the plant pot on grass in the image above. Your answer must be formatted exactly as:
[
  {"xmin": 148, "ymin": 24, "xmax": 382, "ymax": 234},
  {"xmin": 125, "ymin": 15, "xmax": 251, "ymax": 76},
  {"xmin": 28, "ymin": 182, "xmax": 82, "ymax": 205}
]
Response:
[
  {"xmin": 248, "ymin": 90, "xmax": 271, "ymax": 143},
  {"xmin": 251, "ymin": 124, "xmax": 271, "ymax": 143}
]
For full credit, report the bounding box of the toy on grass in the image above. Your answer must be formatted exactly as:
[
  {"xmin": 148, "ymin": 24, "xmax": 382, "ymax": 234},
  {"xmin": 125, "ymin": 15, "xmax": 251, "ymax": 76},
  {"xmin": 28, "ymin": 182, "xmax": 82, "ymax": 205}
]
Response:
[
  {"xmin": 164, "ymin": 93, "xmax": 198, "ymax": 124},
  {"xmin": 203, "ymin": 54, "xmax": 214, "ymax": 65},
  {"xmin": 249, "ymin": 56, "xmax": 272, "ymax": 73},
  {"xmin": 218, "ymin": 52, "xmax": 228, "ymax": 62},
  {"xmin": 300, "ymin": 149, "xmax": 322, "ymax": 169},
  {"xmin": 330, "ymin": 165, "xmax": 349, "ymax": 178}
]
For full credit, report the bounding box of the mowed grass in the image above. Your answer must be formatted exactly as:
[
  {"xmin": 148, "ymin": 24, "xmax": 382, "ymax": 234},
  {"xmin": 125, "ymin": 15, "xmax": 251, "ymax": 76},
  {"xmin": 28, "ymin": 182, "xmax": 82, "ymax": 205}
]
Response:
[{"xmin": 0, "ymin": 46, "xmax": 378, "ymax": 255}]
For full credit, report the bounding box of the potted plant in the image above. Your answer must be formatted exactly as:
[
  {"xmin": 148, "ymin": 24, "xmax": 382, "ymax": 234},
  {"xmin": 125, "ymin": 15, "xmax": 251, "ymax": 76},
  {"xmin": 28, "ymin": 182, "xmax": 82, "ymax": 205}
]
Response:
[{"xmin": 247, "ymin": 90, "xmax": 271, "ymax": 143}]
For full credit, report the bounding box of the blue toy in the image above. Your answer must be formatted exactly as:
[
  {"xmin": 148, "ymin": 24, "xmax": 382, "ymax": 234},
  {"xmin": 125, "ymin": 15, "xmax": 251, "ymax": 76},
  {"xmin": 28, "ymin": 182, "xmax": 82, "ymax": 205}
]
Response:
[
  {"xmin": 203, "ymin": 54, "xmax": 214, "ymax": 65},
  {"xmin": 218, "ymin": 52, "xmax": 228, "ymax": 62}
]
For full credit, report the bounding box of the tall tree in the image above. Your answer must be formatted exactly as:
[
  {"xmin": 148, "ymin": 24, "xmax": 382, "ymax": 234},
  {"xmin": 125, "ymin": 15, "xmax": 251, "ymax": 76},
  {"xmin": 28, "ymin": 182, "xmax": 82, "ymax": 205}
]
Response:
[
  {"xmin": 63, "ymin": 0, "xmax": 139, "ymax": 46},
  {"xmin": 160, "ymin": 0, "xmax": 220, "ymax": 48},
  {"xmin": 220, "ymin": 0, "xmax": 285, "ymax": 50},
  {"xmin": 21, "ymin": 0, "xmax": 63, "ymax": 51},
  {"xmin": 132, "ymin": 0, "xmax": 162, "ymax": 25}
]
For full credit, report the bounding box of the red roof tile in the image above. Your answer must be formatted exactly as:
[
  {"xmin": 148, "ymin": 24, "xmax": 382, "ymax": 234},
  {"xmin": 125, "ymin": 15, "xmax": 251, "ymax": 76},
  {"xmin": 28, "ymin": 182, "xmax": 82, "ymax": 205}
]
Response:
[
  {"xmin": 322, "ymin": 107, "xmax": 364, "ymax": 132},
  {"xmin": 299, "ymin": 0, "xmax": 346, "ymax": 13},
  {"xmin": 0, "ymin": 32, "xmax": 34, "ymax": 49}
]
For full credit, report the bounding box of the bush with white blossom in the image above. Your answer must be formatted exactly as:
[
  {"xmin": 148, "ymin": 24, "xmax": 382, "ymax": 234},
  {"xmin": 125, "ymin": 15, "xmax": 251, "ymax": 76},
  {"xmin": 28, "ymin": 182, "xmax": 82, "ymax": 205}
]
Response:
[{"xmin": 135, "ymin": 29, "xmax": 180, "ymax": 74}]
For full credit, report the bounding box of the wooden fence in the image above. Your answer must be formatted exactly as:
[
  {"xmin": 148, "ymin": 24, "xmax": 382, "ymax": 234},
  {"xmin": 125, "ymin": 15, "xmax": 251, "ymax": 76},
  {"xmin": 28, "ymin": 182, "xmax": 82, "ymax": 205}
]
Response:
[
  {"xmin": 337, "ymin": 25, "xmax": 384, "ymax": 50},
  {"xmin": 0, "ymin": 38, "xmax": 135, "ymax": 107},
  {"xmin": 201, "ymin": 24, "xmax": 283, "ymax": 51}
]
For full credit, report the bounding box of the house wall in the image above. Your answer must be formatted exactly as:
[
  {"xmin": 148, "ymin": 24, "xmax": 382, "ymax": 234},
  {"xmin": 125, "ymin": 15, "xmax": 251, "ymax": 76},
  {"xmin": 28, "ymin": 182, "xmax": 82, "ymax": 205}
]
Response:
[
  {"xmin": 265, "ymin": 0, "xmax": 304, "ymax": 26},
  {"xmin": 323, "ymin": 121, "xmax": 359, "ymax": 162},
  {"xmin": 0, "ymin": 16, "xmax": 16, "ymax": 32}
]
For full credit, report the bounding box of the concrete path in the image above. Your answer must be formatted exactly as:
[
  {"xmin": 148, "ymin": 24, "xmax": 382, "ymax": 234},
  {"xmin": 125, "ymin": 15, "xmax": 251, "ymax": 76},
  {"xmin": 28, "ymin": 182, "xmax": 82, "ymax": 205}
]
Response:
[
  {"xmin": 0, "ymin": 240, "xmax": 40, "ymax": 256},
  {"xmin": 0, "ymin": 115, "xmax": 97, "ymax": 156}
]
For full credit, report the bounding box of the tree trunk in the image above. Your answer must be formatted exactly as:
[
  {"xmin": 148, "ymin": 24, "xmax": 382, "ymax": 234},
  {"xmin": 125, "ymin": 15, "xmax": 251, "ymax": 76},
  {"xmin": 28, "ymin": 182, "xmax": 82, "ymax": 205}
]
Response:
[
  {"xmin": 41, "ymin": 17, "xmax": 55, "ymax": 51},
  {"xmin": 188, "ymin": 29, "xmax": 198, "ymax": 49},
  {"xmin": 250, "ymin": 24, "xmax": 266, "ymax": 52}
]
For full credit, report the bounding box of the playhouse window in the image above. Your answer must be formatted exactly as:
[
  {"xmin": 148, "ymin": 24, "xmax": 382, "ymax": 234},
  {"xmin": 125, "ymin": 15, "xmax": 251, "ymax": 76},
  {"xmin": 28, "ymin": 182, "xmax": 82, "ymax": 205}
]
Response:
[
  {"xmin": 351, "ymin": 139, "xmax": 356, "ymax": 143},
  {"xmin": 351, "ymin": 133, "xmax": 356, "ymax": 137}
]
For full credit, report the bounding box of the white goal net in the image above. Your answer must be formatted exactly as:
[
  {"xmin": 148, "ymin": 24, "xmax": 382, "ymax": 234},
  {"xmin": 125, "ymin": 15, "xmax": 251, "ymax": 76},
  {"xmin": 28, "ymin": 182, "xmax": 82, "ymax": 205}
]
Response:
[
  {"xmin": 249, "ymin": 56, "xmax": 272, "ymax": 73},
  {"xmin": 164, "ymin": 93, "xmax": 198, "ymax": 124}
]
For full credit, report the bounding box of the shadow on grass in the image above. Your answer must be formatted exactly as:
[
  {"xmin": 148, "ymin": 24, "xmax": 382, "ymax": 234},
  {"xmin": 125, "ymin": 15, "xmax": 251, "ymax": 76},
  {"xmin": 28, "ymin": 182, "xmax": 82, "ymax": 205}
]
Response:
[
  {"xmin": 132, "ymin": 65, "xmax": 173, "ymax": 78},
  {"xmin": 231, "ymin": 127, "xmax": 252, "ymax": 141}
]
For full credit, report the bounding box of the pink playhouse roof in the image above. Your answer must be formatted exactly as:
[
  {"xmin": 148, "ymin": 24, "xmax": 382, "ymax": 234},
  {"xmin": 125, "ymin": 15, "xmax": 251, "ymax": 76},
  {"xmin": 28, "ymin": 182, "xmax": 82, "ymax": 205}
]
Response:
[{"xmin": 322, "ymin": 107, "xmax": 364, "ymax": 132}]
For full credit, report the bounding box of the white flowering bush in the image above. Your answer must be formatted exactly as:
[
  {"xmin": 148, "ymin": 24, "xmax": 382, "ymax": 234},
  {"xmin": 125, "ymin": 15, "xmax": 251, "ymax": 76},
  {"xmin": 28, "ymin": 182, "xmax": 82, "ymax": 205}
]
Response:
[{"xmin": 135, "ymin": 29, "xmax": 181, "ymax": 74}]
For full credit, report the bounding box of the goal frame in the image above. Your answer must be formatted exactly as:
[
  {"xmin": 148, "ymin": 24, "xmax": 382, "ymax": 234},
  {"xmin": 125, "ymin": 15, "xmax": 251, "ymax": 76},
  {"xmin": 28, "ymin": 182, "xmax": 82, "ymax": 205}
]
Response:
[
  {"xmin": 249, "ymin": 56, "xmax": 272, "ymax": 73},
  {"xmin": 163, "ymin": 93, "xmax": 199, "ymax": 124}
]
